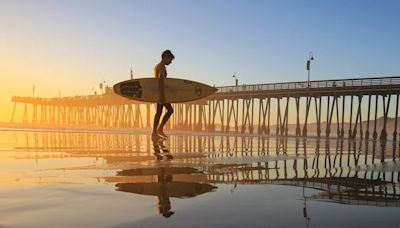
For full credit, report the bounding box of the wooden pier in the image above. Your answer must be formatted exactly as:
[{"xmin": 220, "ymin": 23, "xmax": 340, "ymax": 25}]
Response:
[{"xmin": 10, "ymin": 76, "xmax": 400, "ymax": 140}]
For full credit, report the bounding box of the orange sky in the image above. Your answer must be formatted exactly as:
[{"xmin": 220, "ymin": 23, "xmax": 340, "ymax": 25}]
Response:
[{"xmin": 0, "ymin": 53, "xmax": 103, "ymax": 122}]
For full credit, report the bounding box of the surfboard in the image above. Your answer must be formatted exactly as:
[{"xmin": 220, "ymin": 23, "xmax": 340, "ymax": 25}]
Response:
[{"xmin": 113, "ymin": 78, "xmax": 217, "ymax": 103}]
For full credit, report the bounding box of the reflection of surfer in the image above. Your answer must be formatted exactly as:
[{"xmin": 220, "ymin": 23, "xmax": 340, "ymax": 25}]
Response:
[
  {"xmin": 152, "ymin": 136, "xmax": 173, "ymax": 160},
  {"xmin": 152, "ymin": 137, "xmax": 163, "ymax": 160},
  {"xmin": 157, "ymin": 168, "xmax": 174, "ymax": 218},
  {"xmin": 152, "ymin": 50, "xmax": 175, "ymax": 138}
]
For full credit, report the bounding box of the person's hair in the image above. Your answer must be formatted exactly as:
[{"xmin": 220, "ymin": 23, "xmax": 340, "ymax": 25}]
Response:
[{"xmin": 161, "ymin": 50, "xmax": 175, "ymax": 59}]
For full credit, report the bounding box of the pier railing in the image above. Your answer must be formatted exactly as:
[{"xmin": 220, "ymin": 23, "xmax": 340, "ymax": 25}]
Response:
[{"xmin": 217, "ymin": 76, "xmax": 400, "ymax": 93}]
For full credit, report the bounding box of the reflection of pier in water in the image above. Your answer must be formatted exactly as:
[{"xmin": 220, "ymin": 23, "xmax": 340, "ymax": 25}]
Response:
[{"xmin": 13, "ymin": 132, "xmax": 400, "ymax": 207}]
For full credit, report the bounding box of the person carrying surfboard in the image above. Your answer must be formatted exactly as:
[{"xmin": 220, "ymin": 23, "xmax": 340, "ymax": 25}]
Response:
[{"xmin": 152, "ymin": 50, "xmax": 175, "ymax": 138}]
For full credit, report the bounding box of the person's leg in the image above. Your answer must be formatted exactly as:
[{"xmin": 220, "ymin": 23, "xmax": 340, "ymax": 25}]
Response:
[
  {"xmin": 158, "ymin": 103, "xmax": 173, "ymax": 135},
  {"xmin": 153, "ymin": 103, "xmax": 163, "ymax": 135}
]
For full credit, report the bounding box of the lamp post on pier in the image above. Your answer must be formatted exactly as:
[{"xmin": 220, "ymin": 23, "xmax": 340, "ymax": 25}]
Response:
[
  {"xmin": 233, "ymin": 72, "xmax": 239, "ymax": 86},
  {"xmin": 306, "ymin": 52, "xmax": 314, "ymax": 87},
  {"xmin": 130, "ymin": 66, "xmax": 133, "ymax": 79}
]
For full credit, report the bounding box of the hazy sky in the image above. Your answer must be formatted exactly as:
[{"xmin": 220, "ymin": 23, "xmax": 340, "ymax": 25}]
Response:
[{"xmin": 1, "ymin": 0, "xmax": 400, "ymax": 121}]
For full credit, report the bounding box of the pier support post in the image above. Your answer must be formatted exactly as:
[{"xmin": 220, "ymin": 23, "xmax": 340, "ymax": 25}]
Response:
[
  {"xmin": 380, "ymin": 94, "xmax": 391, "ymax": 141},
  {"xmin": 365, "ymin": 95, "xmax": 371, "ymax": 140},
  {"xmin": 276, "ymin": 98, "xmax": 281, "ymax": 136},
  {"xmin": 340, "ymin": 96, "xmax": 345, "ymax": 138},
  {"xmin": 302, "ymin": 97, "xmax": 311, "ymax": 137},
  {"xmin": 373, "ymin": 95, "xmax": 379, "ymax": 140},
  {"xmin": 295, "ymin": 97, "xmax": 301, "ymax": 136},
  {"xmin": 325, "ymin": 96, "xmax": 331, "ymax": 137},
  {"xmin": 352, "ymin": 95, "xmax": 363, "ymax": 139},
  {"xmin": 314, "ymin": 97, "xmax": 322, "ymax": 137},
  {"xmin": 267, "ymin": 97, "xmax": 271, "ymax": 134},
  {"xmin": 348, "ymin": 95, "xmax": 354, "ymax": 138},
  {"xmin": 394, "ymin": 94, "xmax": 399, "ymax": 141}
]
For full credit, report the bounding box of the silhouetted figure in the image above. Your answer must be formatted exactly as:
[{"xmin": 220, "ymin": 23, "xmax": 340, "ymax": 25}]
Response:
[{"xmin": 152, "ymin": 50, "xmax": 175, "ymax": 138}]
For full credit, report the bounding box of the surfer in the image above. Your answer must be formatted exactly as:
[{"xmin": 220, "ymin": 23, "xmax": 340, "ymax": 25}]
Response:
[{"xmin": 152, "ymin": 50, "xmax": 175, "ymax": 138}]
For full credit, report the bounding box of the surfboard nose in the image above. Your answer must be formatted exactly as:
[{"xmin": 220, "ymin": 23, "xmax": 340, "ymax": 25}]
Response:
[{"xmin": 113, "ymin": 84, "xmax": 120, "ymax": 94}]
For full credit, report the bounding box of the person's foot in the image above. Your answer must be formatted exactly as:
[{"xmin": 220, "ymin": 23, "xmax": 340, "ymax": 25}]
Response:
[
  {"xmin": 157, "ymin": 129, "xmax": 168, "ymax": 138},
  {"xmin": 154, "ymin": 153, "xmax": 163, "ymax": 160},
  {"xmin": 151, "ymin": 131, "xmax": 160, "ymax": 139}
]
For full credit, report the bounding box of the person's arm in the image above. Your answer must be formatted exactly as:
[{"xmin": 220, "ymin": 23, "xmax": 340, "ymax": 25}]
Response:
[
  {"xmin": 159, "ymin": 77, "xmax": 165, "ymax": 104},
  {"xmin": 157, "ymin": 65, "xmax": 166, "ymax": 104}
]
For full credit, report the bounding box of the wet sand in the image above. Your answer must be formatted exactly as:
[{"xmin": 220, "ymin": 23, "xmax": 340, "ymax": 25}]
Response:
[{"xmin": 0, "ymin": 130, "xmax": 399, "ymax": 227}]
